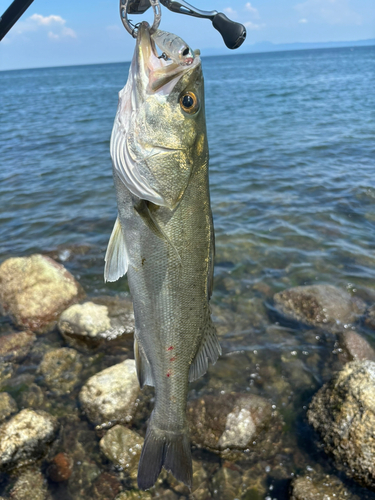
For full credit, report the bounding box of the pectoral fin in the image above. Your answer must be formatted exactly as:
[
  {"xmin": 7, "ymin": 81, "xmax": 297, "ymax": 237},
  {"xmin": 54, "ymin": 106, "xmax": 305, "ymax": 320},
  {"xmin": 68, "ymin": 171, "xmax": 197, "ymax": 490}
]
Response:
[
  {"xmin": 189, "ymin": 315, "xmax": 221, "ymax": 382},
  {"xmin": 135, "ymin": 200, "xmax": 181, "ymax": 265},
  {"xmin": 134, "ymin": 336, "xmax": 154, "ymax": 388},
  {"xmin": 104, "ymin": 216, "xmax": 128, "ymax": 282}
]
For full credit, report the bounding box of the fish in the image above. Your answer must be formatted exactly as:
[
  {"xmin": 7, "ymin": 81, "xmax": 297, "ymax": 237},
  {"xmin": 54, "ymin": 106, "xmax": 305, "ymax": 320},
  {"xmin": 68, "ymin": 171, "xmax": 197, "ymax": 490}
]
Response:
[{"xmin": 105, "ymin": 22, "xmax": 221, "ymax": 490}]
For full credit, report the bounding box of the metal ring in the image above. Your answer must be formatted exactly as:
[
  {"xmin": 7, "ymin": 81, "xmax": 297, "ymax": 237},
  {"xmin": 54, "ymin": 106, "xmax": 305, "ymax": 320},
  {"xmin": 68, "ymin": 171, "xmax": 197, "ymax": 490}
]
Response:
[{"xmin": 120, "ymin": 0, "xmax": 161, "ymax": 38}]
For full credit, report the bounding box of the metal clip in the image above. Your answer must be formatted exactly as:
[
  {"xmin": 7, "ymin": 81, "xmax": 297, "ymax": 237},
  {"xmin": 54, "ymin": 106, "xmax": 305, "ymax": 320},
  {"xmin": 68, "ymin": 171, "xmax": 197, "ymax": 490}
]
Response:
[{"xmin": 120, "ymin": 0, "xmax": 161, "ymax": 37}]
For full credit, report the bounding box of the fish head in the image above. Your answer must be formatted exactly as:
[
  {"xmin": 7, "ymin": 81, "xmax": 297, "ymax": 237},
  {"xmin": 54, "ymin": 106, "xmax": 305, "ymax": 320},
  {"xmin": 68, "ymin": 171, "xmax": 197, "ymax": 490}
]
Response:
[{"xmin": 112, "ymin": 22, "xmax": 208, "ymax": 209}]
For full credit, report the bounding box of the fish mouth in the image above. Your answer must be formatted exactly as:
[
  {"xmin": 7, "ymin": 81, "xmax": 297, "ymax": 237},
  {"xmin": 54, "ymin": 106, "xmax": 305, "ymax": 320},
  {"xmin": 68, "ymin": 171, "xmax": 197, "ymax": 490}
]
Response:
[{"xmin": 136, "ymin": 22, "xmax": 200, "ymax": 94}]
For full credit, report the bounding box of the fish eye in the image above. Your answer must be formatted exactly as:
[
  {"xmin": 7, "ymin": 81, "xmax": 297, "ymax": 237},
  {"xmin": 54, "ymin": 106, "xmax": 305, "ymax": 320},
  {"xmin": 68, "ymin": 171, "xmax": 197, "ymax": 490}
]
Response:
[{"xmin": 179, "ymin": 92, "xmax": 199, "ymax": 114}]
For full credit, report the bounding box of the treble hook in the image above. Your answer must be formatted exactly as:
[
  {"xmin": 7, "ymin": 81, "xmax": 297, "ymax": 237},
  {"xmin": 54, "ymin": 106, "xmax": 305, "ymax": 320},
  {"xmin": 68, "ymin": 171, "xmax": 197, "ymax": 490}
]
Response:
[{"xmin": 120, "ymin": 0, "xmax": 161, "ymax": 37}]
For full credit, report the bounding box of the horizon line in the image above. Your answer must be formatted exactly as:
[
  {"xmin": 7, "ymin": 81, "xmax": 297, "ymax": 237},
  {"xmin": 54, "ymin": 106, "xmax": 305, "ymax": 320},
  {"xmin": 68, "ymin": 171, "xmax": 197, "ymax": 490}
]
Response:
[{"xmin": 1, "ymin": 38, "xmax": 374, "ymax": 73}]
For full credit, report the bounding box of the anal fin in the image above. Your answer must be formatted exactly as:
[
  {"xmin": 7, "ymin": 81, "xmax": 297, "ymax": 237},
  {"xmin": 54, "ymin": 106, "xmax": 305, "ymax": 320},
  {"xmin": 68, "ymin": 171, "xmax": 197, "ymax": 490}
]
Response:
[
  {"xmin": 104, "ymin": 216, "xmax": 128, "ymax": 282},
  {"xmin": 189, "ymin": 315, "xmax": 222, "ymax": 382},
  {"xmin": 134, "ymin": 337, "xmax": 154, "ymax": 388}
]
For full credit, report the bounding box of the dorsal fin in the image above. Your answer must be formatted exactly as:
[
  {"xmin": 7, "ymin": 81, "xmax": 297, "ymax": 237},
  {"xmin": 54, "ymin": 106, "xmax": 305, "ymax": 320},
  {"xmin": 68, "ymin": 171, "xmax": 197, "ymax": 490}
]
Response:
[{"xmin": 104, "ymin": 216, "xmax": 128, "ymax": 282}]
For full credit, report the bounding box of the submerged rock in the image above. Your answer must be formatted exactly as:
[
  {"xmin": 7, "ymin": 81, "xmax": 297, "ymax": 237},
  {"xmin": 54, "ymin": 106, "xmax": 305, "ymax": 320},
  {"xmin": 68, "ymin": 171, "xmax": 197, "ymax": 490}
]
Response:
[
  {"xmin": 338, "ymin": 330, "xmax": 375, "ymax": 363},
  {"xmin": 308, "ymin": 360, "xmax": 375, "ymax": 489},
  {"xmin": 0, "ymin": 331, "xmax": 36, "ymax": 362},
  {"xmin": 0, "ymin": 392, "xmax": 17, "ymax": 423},
  {"xmin": 115, "ymin": 492, "xmax": 152, "ymax": 500},
  {"xmin": 211, "ymin": 465, "xmax": 242, "ymax": 500},
  {"xmin": 47, "ymin": 452, "xmax": 73, "ymax": 482},
  {"xmin": 0, "ymin": 409, "xmax": 59, "ymax": 468},
  {"xmin": 365, "ymin": 305, "xmax": 375, "ymax": 331},
  {"xmin": 20, "ymin": 384, "xmax": 45, "ymax": 410},
  {"xmin": 99, "ymin": 425, "xmax": 143, "ymax": 486},
  {"xmin": 0, "ymin": 255, "xmax": 84, "ymax": 333},
  {"xmin": 38, "ymin": 348, "xmax": 83, "ymax": 395},
  {"xmin": 273, "ymin": 284, "xmax": 365, "ymax": 330},
  {"xmin": 290, "ymin": 471, "xmax": 360, "ymax": 500},
  {"xmin": 79, "ymin": 359, "xmax": 140, "ymax": 428},
  {"xmin": 187, "ymin": 393, "xmax": 275, "ymax": 459},
  {"xmin": 9, "ymin": 467, "xmax": 50, "ymax": 500},
  {"xmin": 58, "ymin": 301, "xmax": 134, "ymax": 350},
  {"xmin": 92, "ymin": 472, "xmax": 122, "ymax": 499}
]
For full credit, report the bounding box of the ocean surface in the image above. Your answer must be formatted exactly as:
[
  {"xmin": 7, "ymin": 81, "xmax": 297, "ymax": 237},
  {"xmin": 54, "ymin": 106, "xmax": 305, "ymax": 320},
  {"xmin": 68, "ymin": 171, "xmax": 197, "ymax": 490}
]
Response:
[{"xmin": 1, "ymin": 45, "xmax": 375, "ymax": 499}]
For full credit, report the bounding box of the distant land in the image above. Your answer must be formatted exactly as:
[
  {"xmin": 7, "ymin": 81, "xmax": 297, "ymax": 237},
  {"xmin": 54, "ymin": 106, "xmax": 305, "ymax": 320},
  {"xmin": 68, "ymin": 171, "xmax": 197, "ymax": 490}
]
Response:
[{"xmin": 204, "ymin": 38, "xmax": 375, "ymax": 57}]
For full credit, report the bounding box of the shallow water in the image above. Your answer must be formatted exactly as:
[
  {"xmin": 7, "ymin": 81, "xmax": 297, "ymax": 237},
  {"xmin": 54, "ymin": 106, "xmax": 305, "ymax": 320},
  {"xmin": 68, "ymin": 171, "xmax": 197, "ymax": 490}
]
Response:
[{"xmin": 1, "ymin": 46, "xmax": 375, "ymax": 499}]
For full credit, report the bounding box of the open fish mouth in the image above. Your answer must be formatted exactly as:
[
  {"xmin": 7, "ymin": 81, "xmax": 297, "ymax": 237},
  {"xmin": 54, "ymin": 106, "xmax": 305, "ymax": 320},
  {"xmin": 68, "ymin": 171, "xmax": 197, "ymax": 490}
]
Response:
[{"xmin": 136, "ymin": 22, "xmax": 200, "ymax": 94}]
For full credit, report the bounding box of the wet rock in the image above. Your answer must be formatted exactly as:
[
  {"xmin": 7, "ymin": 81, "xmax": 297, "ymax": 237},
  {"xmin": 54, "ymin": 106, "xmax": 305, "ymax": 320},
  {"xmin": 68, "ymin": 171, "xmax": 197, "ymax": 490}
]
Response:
[
  {"xmin": 0, "ymin": 362, "xmax": 15, "ymax": 389},
  {"xmin": 365, "ymin": 305, "xmax": 375, "ymax": 330},
  {"xmin": 92, "ymin": 472, "xmax": 122, "ymax": 499},
  {"xmin": 19, "ymin": 384, "xmax": 45, "ymax": 409},
  {"xmin": 187, "ymin": 393, "xmax": 273, "ymax": 458},
  {"xmin": 79, "ymin": 359, "xmax": 140, "ymax": 428},
  {"xmin": 308, "ymin": 360, "xmax": 375, "ymax": 489},
  {"xmin": 0, "ymin": 255, "xmax": 84, "ymax": 333},
  {"xmin": 47, "ymin": 452, "xmax": 73, "ymax": 482},
  {"xmin": 290, "ymin": 471, "xmax": 360, "ymax": 500},
  {"xmin": 338, "ymin": 330, "xmax": 375, "ymax": 363},
  {"xmin": 0, "ymin": 409, "xmax": 59, "ymax": 468},
  {"xmin": 211, "ymin": 465, "xmax": 242, "ymax": 500},
  {"xmin": 38, "ymin": 348, "xmax": 82, "ymax": 395},
  {"xmin": 58, "ymin": 301, "xmax": 133, "ymax": 350},
  {"xmin": 0, "ymin": 392, "xmax": 17, "ymax": 422},
  {"xmin": 0, "ymin": 331, "xmax": 36, "ymax": 362},
  {"xmin": 273, "ymin": 285, "xmax": 365, "ymax": 330},
  {"xmin": 9, "ymin": 467, "xmax": 49, "ymax": 500},
  {"xmin": 99, "ymin": 425, "xmax": 143, "ymax": 486},
  {"xmin": 115, "ymin": 492, "xmax": 152, "ymax": 500}
]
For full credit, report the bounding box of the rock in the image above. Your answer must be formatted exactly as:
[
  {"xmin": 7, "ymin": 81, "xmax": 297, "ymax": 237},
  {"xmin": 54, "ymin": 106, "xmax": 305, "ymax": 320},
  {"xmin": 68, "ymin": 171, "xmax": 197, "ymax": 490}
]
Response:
[
  {"xmin": 0, "ymin": 392, "xmax": 17, "ymax": 422},
  {"xmin": 20, "ymin": 384, "xmax": 45, "ymax": 409},
  {"xmin": 0, "ymin": 409, "xmax": 59, "ymax": 468},
  {"xmin": 290, "ymin": 471, "xmax": 360, "ymax": 500},
  {"xmin": 115, "ymin": 492, "xmax": 152, "ymax": 500},
  {"xmin": 187, "ymin": 393, "xmax": 273, "ymax": 456},
  {"xmin": 273, "ymin": 285, "xmax": 365, "ymax": 330},
  {"xmin": 0, "ymin": 255, "xmax": 84, "ymax": 333},
  {"xmin": 0, "ymin": 362, "xmax": 15, "ymax": 389},
  {"xmin": 100, "ymin": 425, "xmax": 143, "ymax": 485},
  {"xmin": 338, "ymin": 330, "xmax": 375, "ymax": 363},
  {"xmin": 92, "ymin": 472, "xmax": 122, "ymax": 499},
  {"xmin": 79, "ymin": 359, "xmax": 140, "ymax": 428},
  {"xmin": 365, "ymin": 305, "xmax": 375, "ymax": 330},
  {"xmin": 211, "ymin": 465, "xmax": 242, "ymax": 500},
  {"xmin": 0, "ymin": 331, "xmax": 36, "ymax": 362},
  {"xmin": 47, "ymin": 452, "xmax": 73, "ymax": 482},
  {"xmin": 308, "ymin": 360, "xmax": 375, "ymax": 489},
  {"xmin": 9, "ymin": 467, "xmax": 49, "ymax": 500},
  {"xmin": 58, "ymin": 301, "xmax": 133, "ymax": 350},
  {"xmin": 38, "ymin": 348, "xmax": 82, "ymax": 395}
]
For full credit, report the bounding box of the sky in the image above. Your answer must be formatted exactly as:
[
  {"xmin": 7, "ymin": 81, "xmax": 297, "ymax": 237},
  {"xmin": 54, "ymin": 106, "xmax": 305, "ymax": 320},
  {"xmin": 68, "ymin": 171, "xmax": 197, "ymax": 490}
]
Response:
[{"xmin": 0, "ymin": 0, "xmax": 374, "ymax": 70}]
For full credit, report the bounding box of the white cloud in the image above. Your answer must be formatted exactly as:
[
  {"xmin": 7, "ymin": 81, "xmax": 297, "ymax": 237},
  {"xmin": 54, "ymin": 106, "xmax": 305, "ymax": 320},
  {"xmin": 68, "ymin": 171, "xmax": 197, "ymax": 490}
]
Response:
[
  {"xmin": 295, "ymin": 0, "xmax": 362, "ymax": 25},
  {"xmin": 224, "ymin": 7, "xmax": 237, "ymax": 18},
  {"xmin": 299, "ymin": 18, "xmax": 308, "ymax": 23},
  {"xmin": 11, "ymin": 13, "xmax": 76, "ymax": 39},
  {"xmin": 245, "ymin": 2, "xmax": 259, "ymax": 18},
  {"xmin": 244, "ymin": 21, "xmax": 263, "ymax": 30}
]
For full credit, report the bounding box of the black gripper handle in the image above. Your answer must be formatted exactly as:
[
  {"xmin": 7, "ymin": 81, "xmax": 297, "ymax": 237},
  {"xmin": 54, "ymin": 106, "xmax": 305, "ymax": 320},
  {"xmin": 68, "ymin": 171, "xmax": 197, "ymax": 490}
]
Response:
[{"xmin": 212, "ymin": 13, "xmax": 246, "ymax": 50}]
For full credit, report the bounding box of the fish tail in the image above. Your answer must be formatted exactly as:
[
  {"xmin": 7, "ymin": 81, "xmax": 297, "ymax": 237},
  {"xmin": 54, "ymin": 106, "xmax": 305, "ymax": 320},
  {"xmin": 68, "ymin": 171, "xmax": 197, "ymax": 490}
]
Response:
[{"xmin": 137, "ymin": 415, "xmax": 192, "ymax": 490}]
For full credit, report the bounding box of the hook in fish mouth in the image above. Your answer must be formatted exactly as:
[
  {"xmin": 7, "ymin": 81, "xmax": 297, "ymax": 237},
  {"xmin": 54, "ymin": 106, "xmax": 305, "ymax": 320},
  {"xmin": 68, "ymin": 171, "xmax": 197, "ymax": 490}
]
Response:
[{"xmin": 136, "ymin": 22, "xmax": 200, "ymax": 94}]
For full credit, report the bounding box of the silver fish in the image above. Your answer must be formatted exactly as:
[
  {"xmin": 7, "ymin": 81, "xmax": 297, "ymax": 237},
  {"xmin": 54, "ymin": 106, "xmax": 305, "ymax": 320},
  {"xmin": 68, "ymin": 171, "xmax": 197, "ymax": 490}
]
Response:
[{"xmin": 105, "ymin": 22, "xmax": 220, "ymax": 490}]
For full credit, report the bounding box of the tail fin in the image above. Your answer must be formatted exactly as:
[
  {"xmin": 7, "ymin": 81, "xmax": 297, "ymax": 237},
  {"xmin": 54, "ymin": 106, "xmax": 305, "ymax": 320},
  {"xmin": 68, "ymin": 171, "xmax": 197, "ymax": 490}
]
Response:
[{"xmin": 137, "ymin": 417, "xmax": 192, "ymax": 490}]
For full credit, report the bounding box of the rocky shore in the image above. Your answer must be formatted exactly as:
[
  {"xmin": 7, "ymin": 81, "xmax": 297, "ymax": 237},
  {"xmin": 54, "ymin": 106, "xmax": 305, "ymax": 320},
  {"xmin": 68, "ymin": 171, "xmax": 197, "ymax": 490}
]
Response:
[{"xmin": 1, "ymin": 254, "xmax": 375, "ymax": 499}]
